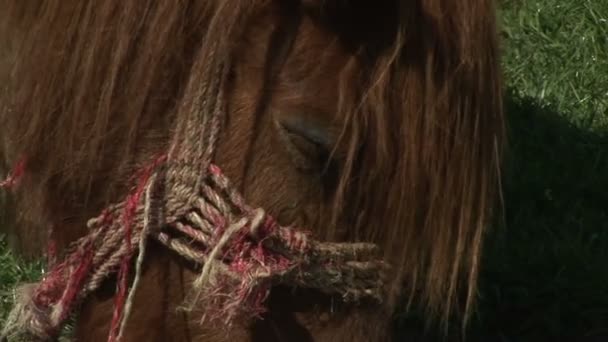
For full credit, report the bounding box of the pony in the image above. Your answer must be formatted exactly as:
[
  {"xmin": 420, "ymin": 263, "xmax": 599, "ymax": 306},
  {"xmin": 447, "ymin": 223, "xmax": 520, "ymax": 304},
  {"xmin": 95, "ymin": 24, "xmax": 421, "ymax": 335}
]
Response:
[{"xmin": 0, "ymin": 0, "xmax": 504, "ymax": 341}]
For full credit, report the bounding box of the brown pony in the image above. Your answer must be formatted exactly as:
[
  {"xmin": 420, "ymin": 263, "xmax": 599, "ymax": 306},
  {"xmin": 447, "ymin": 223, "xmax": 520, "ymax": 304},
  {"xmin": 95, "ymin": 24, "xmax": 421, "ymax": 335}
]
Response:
[{"xmin": 0, "ymin": 0, "xmax": 504, "ymax": 341}]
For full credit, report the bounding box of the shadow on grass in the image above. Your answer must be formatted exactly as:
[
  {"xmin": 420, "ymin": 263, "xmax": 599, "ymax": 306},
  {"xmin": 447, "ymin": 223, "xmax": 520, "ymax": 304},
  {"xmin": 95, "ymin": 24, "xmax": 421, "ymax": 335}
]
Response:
[{"xmin": 394, "ymin": 92, "xmax": 608, "ymax": 341}]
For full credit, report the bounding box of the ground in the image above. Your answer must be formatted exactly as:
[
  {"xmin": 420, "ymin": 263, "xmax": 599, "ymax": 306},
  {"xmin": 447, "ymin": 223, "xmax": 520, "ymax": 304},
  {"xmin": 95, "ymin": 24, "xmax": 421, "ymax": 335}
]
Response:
[{"xmin": 2, "ymin": 1, "xmax": 607, "ymax": 340}]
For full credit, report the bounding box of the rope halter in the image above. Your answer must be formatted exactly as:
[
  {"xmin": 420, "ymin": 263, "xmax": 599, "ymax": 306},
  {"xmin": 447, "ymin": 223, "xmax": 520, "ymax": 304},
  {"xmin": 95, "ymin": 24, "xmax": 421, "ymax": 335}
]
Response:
[{"xmin": 0, "ymin": 6, "xmax": 387, "ymax": 340}]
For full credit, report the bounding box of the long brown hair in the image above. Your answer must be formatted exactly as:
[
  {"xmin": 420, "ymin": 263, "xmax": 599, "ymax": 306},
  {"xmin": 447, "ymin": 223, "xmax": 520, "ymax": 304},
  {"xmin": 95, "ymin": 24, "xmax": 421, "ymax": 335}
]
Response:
[
  {"xmin": 0, "ymin": 0, "xmax": 504, "ymax": 330},
  {"xmin": 348, "ymin": 1, "xmax": 502, "ymax": 326}
]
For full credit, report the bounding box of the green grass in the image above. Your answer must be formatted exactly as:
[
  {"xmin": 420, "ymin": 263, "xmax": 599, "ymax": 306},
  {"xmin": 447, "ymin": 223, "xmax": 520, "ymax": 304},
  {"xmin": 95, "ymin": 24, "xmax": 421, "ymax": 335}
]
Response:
[
  {"xmin": 396, "ymin": 0, "xmax": 608, "ymax": 340},
  {"xmin": 478, "ymin": 1, "xmax": 608, "ymax": 340},
  {"xmin": 0, "ymin": 235, "xmax": 44, "ymax": 326},
  {"xmin": 500, "ymin": 0, "xmax": 608, "ymax": 131},
  {"xmin": 2, "ymin": 0, "xmax": 608, "ymax": 341}
]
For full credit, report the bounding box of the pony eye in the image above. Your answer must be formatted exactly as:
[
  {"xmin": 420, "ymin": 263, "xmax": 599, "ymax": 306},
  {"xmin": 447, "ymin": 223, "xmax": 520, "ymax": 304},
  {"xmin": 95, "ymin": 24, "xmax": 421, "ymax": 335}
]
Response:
[{"xmin": 275, "ymin": 116, "xmax": 333, "ymax": 173}]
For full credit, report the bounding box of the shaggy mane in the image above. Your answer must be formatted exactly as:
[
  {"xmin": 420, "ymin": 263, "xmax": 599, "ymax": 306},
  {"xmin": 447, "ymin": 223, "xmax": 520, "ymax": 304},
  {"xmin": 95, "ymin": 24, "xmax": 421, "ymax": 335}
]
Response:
[{"xmin": 0, "ymin": 0, "xmax": 504, "ymax": 332}]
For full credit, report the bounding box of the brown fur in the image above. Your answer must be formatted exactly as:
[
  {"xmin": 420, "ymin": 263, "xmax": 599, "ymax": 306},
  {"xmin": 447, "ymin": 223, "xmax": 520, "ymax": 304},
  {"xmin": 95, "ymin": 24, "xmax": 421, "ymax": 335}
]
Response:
[{"xmin": 0, "ymin": 0, "xmax": 504, "ymax": 340}]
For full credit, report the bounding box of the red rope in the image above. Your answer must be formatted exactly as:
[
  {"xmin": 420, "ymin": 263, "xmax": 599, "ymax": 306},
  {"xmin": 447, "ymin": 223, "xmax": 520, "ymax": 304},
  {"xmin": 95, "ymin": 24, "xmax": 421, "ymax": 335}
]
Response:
[
  {"xmin": 1, "ymin": 154, "xmax": 385, "ymax": 341},
  {"xmin": 56, "ymin": 247, "xmax": 95, "ymax": 323},
  {"xmin": 108, "ymin": 155, "xmax": 165, "ymax": 342}
]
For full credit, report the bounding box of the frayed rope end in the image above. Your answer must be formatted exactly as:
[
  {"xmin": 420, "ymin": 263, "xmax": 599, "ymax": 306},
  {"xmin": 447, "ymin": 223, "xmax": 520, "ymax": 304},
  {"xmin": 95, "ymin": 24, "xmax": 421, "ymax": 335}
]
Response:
[{"xmin": 1, "ymin": 283, "xmax": 54, "ymax": 342}]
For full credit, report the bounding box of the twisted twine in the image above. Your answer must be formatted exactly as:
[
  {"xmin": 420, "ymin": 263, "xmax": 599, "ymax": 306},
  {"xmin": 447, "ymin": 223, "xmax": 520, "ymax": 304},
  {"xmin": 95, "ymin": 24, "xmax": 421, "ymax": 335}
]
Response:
[{"xmin": 1, "ymin": 159, "xmax": 387, "ymax": 341}]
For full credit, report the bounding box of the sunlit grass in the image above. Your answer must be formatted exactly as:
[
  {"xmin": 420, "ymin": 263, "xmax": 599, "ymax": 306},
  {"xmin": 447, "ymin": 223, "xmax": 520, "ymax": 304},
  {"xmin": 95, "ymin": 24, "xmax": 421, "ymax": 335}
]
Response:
[
  {"xmin": 0, "ymin": 235, "xmax": 44, "ymax": 327},
  {"xmin": 500, "ymin": 0, "xmax": 608, "ymax": 131}
]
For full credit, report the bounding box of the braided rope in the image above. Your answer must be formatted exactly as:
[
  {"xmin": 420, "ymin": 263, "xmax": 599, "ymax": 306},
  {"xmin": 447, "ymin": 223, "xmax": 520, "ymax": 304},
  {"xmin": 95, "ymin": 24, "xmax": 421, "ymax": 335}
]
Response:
[{"xmin": 1, "ymin": 160, "xmax": 387, "ymax": 341}]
